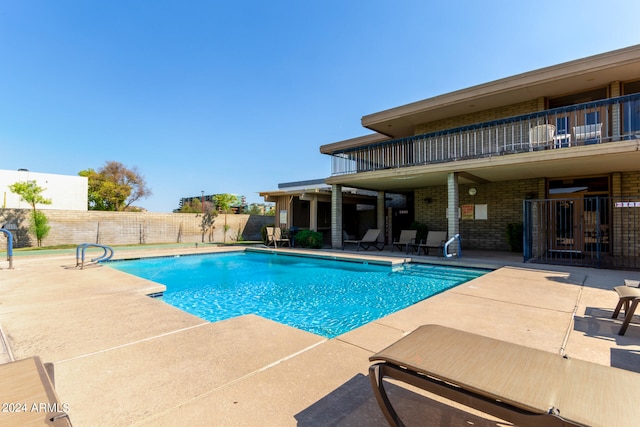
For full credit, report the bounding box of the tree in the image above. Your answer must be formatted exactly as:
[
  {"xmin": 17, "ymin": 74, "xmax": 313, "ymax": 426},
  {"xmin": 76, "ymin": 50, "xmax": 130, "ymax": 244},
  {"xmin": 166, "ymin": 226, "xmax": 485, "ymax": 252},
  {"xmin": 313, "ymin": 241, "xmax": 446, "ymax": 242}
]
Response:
[
  {"xmin": 79, "ymin": 161, "xmax": 151, "ymax": 211},
  {"xmin": 212, "ymin": 194, "xmax": 239, "ymax": 242},
  {"xmin": 200, "ymin": 210, "xmax": 218, "ymax": 243},
  {"xmin": 176, "ymin": 198, "xmax": 205, "ymax": 213},
  {"xmin": 8, "ymin": 180, "xmax": 52, "ymax": 247}
]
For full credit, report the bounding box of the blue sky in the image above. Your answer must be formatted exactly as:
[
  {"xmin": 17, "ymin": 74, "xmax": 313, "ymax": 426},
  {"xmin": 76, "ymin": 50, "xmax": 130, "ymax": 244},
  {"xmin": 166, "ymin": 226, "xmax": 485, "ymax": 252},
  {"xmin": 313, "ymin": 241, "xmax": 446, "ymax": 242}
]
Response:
[{"xmin": 1, "ymin": 1, "xmax": 639, "ymax": 212}]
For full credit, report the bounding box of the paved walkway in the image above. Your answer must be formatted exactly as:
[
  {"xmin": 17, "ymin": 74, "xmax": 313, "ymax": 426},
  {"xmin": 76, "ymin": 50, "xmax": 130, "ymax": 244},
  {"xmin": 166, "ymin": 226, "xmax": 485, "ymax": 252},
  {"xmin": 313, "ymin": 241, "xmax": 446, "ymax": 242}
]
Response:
[{"xmin": 1, "ymin": 246, "xmax": 639, "ymax": 426}]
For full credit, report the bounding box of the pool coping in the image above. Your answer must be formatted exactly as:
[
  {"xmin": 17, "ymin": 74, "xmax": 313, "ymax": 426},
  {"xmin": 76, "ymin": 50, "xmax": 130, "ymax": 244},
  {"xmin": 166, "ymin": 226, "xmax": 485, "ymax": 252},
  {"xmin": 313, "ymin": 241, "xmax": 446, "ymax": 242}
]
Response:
[{"xmin": 2, "ymin": 245, "xmax": 640, "ymax": 426}]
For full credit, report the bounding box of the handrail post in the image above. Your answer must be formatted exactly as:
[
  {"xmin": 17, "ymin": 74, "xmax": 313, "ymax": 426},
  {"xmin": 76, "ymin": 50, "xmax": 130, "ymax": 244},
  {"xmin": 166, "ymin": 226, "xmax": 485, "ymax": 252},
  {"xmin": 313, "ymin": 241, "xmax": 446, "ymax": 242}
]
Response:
[
  {"xmin": 76, "ymin": 243, "xmax": 114, "ymax": 269},
  {"xmin": 444, "ymin": 234, "xmax": 461, "ymax": 258},
  {"xmin": 0, "ymin": 229, "xmax": 14, "ymax": 269}
]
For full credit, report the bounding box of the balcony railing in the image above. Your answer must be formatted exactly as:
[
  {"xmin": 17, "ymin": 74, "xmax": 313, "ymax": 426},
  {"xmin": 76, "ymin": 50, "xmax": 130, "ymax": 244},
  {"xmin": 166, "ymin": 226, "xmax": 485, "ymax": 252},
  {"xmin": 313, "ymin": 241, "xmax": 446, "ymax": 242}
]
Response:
[{"xmin": 329, "ymin": 93, "xmax": 640, "ymax": 176}]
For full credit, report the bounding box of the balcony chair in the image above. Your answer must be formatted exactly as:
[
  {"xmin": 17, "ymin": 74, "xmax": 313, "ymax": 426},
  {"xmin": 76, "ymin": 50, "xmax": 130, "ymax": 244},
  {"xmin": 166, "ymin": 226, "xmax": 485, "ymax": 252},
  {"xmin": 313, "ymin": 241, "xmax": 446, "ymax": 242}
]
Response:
[
  {"xmin": 573, "ymin": 123, "xmax": 603, "ymax": 145},
  {"xmin": 528, "ymin": 124, "xmax": 555, "ymax": 150}
]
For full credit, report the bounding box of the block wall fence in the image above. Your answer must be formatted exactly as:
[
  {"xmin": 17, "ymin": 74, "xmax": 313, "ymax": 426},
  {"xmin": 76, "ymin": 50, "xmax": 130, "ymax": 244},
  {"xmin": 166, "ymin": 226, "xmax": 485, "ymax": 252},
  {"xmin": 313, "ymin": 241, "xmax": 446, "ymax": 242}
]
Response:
[{"xmin": 0, "ymin": 209, "xmax": 274, "ymax": 248}]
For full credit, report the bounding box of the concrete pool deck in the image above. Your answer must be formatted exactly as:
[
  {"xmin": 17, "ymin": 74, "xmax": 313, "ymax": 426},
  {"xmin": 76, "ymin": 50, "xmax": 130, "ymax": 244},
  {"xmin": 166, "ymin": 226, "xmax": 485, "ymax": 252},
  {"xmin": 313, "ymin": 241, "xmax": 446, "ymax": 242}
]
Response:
[{"xmin": 1, "ymin": 245, "xmax": 640, "ymax": 426}]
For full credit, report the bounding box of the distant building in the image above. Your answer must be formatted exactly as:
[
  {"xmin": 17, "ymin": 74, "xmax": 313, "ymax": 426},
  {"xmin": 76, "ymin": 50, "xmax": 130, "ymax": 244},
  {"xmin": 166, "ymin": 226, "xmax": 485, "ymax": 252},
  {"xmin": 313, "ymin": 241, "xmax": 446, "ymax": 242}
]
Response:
[
  {"xmin": 0, "ymin": 169, "xmax": 88, "ymax": 211},
  {"xmin": 177, "ymin": 194, "xmax": 246, "ymax": 213}
]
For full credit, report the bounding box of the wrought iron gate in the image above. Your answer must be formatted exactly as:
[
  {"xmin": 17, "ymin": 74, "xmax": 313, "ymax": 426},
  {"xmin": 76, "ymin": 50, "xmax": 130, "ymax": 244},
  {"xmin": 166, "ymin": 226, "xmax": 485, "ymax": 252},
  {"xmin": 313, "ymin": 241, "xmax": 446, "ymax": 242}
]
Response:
[{"xmin": 524, "ymin": 197, "xmax": 640, "ymax": 269}]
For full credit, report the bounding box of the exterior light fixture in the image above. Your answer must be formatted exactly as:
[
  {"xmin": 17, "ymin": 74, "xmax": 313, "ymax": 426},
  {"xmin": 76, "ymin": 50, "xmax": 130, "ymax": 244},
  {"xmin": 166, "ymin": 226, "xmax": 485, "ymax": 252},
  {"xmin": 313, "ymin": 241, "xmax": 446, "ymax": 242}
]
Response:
[{"xmin": 468, "ymin": 187, "xmax": 477, "ymax": 196}]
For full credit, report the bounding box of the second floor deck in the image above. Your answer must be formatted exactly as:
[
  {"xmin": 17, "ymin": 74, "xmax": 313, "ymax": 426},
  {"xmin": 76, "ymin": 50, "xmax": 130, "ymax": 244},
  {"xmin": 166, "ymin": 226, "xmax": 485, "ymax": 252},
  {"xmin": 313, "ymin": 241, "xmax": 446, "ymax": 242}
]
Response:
[{"xmin": 328, "ymin": 94, "xmax": 640, "ymax": 177}]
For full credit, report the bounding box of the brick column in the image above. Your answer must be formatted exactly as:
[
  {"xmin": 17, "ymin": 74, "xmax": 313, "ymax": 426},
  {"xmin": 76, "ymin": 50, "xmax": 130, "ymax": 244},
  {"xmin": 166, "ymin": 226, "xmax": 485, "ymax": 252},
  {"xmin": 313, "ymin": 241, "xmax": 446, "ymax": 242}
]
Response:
[
  {"xmin": 611, "ymin": 81, "xmax": 621, "ymax": 141},
  {"xmin": 309, "ymin": 196, "xmax": 318, "ymax": 232},
  {"xmin": 331, "ymin": 184, "xmax": 343, "ymax": 248},
  {"xmin": 377, "ymin": 191, "xmax": 385, "ymax": 243},
  {"xmin": 447, "ymin": 172, "xmax": 460, "ymax": 254}
]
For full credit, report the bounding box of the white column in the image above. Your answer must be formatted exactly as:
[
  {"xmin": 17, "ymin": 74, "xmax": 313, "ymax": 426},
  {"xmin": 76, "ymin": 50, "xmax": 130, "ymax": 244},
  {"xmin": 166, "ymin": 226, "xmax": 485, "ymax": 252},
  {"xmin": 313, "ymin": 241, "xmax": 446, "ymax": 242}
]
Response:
[{"xmin": 447, "ymin": 172, "xmax": 460, "ymax": 254}]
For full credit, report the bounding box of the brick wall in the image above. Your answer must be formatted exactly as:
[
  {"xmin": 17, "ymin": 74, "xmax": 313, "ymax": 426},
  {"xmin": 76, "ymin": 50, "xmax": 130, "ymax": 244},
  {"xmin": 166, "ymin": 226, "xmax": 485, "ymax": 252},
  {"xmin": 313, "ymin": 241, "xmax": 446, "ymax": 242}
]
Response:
[
  {"xmin": 415, "ymin": 178, "xmax": 543, "ymax": 251},
  {"xmin": 0, "ymin": 210, "xmax": 273, "ymax": 248}
]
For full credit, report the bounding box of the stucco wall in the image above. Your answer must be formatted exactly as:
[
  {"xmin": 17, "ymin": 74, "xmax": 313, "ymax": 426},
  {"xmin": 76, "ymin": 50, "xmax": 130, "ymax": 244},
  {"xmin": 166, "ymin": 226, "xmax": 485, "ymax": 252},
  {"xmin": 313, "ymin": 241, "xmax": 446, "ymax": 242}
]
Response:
[
  {"xmin": 0, "ymin": 170, "xmax": 88, "ymax": 211},
  {"xmin": 0, "ymin": 209, "xmax": 273, "ymax": 248}
]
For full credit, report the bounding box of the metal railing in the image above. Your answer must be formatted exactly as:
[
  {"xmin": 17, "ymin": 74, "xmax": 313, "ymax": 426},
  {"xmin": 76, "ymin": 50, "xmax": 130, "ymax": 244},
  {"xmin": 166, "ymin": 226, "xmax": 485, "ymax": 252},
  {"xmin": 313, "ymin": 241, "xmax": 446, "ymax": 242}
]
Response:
[
  {"xmin": 329, "ymin": 94, "xmax": 640, "ymax": 176},
  {"xmin": 524, "ymin": 197, "xmax": 640, "ymax": 269}
]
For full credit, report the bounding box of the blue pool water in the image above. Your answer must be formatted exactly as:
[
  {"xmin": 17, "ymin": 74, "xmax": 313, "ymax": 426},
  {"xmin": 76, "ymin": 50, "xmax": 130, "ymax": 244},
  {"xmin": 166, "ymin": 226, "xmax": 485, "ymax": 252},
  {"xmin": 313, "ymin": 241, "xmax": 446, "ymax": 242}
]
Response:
[{"xmin": 108, "ymin": 251, "xmax": 488, "ymax": 338}]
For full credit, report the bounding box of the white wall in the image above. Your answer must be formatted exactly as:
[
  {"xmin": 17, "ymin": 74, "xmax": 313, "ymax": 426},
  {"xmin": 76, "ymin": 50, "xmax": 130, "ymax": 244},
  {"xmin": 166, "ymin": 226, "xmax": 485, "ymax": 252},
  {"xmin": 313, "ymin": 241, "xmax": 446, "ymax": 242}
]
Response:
[{"xmin": 0, "ymin": 169, "xmax": 88, "ymax": 211}]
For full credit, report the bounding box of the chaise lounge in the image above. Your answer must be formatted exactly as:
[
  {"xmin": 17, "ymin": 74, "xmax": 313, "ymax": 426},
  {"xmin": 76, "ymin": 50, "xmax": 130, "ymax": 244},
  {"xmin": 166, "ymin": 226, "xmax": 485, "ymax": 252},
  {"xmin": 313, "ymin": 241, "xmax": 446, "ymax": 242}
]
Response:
[
  {"xmin": 391, "ymin": 230, "xmax": 417, "ymax": 253},
  {"xmin": 342, "ymin": 228, "xmax": 384, "ymax": 251},
  {"xmin": 410, "ymin": 231, "xmax": 447, "ymax": 255},
  {"xmin": 0, "ymin": 356, "xmax": 72, "ymax": 426},
  {"xmin": 369, "ymin": 324, "xmax": 640, "ymax": 427}
]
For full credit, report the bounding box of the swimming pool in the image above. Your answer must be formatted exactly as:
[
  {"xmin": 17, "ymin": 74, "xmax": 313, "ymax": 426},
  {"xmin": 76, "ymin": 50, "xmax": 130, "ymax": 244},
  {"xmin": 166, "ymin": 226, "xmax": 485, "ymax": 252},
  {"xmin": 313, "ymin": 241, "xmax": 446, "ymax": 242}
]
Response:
[{"xmin": 109, "ymin": 251, "xmax": 488, "ymax": 338}]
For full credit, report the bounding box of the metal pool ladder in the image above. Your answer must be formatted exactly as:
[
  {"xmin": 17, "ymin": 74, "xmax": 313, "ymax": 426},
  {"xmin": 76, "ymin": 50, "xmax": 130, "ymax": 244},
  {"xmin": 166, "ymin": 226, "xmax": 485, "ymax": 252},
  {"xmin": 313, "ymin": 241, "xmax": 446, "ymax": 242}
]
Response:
[
  {"xmin": 76, "ymin": 243, "xmax": 114, "ymax": 269},
  {"xmin": 444, "ymin": 234, "xmax": 461, "ymax": 258}
]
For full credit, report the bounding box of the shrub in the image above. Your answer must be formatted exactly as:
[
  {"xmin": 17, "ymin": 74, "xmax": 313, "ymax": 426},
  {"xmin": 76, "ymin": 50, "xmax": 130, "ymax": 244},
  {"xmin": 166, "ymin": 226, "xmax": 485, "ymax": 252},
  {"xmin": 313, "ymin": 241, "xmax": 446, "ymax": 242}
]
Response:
[
  {"xmin": 30, "ymin": 210, "xmax": 50, "ymax": 247},
  {"xmin": 261, "ymin": 224, "xmax": 274, "ymax": 244},
  {"xmin": 294, "ymin": 229, "xmax": 323, "ymax": 249},
  {"xmin": 409, "ymin": 221, "xmax": 429, "ymax": 243}
]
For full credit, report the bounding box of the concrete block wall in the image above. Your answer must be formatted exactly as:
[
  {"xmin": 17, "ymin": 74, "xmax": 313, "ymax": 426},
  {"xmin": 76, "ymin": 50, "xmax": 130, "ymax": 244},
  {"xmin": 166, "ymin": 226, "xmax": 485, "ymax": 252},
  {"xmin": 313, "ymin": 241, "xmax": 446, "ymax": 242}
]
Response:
[
  {"xmin": 0, "ymin": 210, "xmax": 273, "ymax": 248},
  {"xmin": 415, "ymin": 178, "xmax": 542, "ymax": 251}
]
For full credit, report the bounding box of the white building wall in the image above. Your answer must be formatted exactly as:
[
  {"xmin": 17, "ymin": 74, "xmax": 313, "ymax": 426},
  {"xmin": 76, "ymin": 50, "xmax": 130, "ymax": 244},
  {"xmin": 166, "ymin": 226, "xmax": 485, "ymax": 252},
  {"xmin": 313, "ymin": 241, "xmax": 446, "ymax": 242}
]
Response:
[{"xmin": 0, "ymin": 169, "xmax": 88, "ymax": 211}]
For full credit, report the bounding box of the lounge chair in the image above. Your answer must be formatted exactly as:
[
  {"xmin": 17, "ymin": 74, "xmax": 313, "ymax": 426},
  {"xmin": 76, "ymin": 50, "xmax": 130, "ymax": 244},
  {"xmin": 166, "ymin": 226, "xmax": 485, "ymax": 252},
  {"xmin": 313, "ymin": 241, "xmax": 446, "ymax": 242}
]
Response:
[
  {"xmin": 612, "ymin": 279, "xmax": 640, "ymax": 335},
  {"xmin": 369, "ymin": 324, "xmax": 640, "ymax": 427},
  {"xmin": 342, "ymin": 228, "xmax": 383, "ymax": 251},
  {"xmin": 0, "ymin": 356, "xmax": 72, "ymax": 426},
  {"xmin": 391, "ymin": 230, "xmax": 417, "ymax": 253},
  {"xmin": 265, "ymin": 227, "xmax": 290, "ymax": 248},
  {"xmin": 410, "ymin": 231, "xmax": 447, "ymax": 255}
]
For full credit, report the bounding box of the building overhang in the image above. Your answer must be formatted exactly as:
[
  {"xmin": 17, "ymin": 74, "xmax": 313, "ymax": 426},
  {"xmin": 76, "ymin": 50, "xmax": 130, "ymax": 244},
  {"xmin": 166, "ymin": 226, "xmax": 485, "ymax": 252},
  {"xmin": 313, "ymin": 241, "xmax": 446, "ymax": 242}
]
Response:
[
  {"xmin": 259, "ymin": 185, "xmax": 377, "ymax": 204},
  {"xmin": 324, "ymin": 140, "xmax": 640, "ymax": 192},
  {"xmin": 329, "ymin": 45, "xmax": 640, "ymax": 143}
]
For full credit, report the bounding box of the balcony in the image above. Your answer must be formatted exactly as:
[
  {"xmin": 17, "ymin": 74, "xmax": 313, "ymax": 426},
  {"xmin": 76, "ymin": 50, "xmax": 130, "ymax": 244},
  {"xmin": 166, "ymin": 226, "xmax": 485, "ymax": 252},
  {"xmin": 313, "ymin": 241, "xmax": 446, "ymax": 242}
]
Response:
[{"xmin": 329, "ymin": 94, "xmax": 640, "ymax": 176}]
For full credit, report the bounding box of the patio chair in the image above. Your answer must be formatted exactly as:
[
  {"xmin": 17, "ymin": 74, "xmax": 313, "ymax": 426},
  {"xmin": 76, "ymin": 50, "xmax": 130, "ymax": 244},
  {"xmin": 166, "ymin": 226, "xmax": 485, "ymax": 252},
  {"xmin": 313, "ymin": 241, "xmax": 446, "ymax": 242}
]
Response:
[
  {"xmin": 342, "ymin": 228, "xmax": 383, "ymax": 251},
  {"xmin": 612, "ymin": 280, "xmax": 640, "ymax": 335},
  {"xmin": 265, "ymin": 227, "xmax": 290, "ymax": 248},
  {"xmin": 411, "ymin": 231, "xmax": 447, "ymax": 255},
  {"xmin": 391, "ymin": 230, "xmax": 417, "ymax": 253},
  {"xmin": 369, "ymin": 324, "xmax": 640, "ymax": 427}
]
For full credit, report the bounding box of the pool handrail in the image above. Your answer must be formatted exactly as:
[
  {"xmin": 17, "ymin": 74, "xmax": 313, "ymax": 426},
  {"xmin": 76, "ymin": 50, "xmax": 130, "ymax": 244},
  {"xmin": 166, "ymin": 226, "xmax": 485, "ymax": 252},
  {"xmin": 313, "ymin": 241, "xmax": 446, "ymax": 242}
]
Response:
[
  {"xmin": 444, "ymin": 234, "xmax": 461, "ymax": 258},
  {"xmin": 76, "ymin": 243, "xmax": 114, "ymax": 269},
  {"xmin": 0, "ymin": 228, "xmax": 14, "ymax": 269}
]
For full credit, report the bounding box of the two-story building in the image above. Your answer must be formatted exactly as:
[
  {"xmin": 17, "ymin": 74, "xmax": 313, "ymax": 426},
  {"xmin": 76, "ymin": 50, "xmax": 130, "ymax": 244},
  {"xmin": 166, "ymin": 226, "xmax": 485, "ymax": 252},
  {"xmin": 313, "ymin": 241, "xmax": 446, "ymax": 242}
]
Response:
[{"xmin": 320, "ymin": 44, "xmax": 640, "ymax": 269}]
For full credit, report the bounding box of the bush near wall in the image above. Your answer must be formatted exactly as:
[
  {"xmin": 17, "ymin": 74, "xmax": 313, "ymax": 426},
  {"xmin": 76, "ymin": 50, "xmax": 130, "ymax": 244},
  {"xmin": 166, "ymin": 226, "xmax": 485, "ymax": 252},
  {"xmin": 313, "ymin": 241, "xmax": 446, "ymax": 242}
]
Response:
[{"xmin": 0, "ymin": 209, "xmax": 272, "ymax": 248}]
